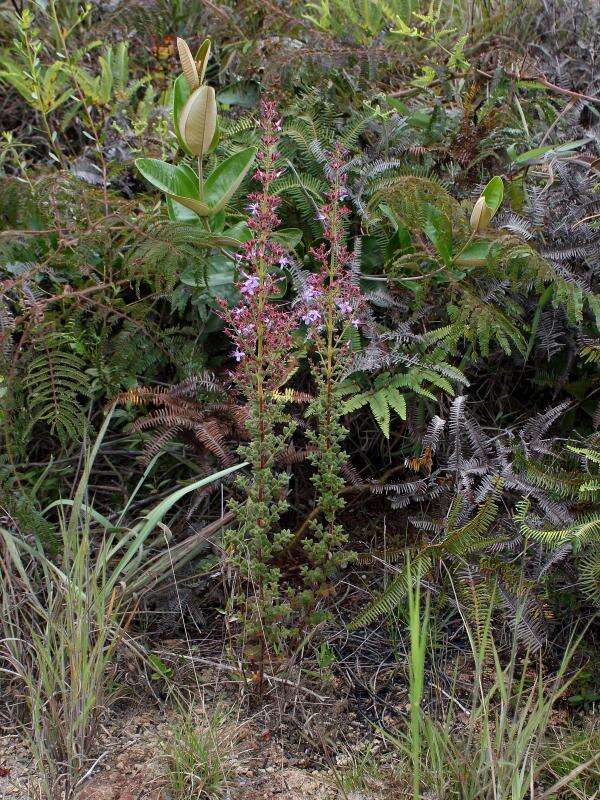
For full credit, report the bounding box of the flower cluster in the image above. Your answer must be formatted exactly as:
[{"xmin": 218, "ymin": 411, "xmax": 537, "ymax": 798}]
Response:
[
  {"xmin": 299, "ymin": 265, "xmax": 363, "ymax": 335},
  {"xmin": 298, "ymin": 145, "xmax": 364, "ymax": 341},
  {"xmin": 218, "ymin": 100, "xmax": 297, "ymax": 388},
  {"xmin": 219, "ymin": 272, "xmax": 297, "ymax": 389}
]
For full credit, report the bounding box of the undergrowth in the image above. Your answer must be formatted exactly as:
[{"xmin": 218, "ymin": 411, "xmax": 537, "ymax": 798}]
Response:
[{"xmin": 0, "ymin": 0, "xmax": 599, "ymax": 796}]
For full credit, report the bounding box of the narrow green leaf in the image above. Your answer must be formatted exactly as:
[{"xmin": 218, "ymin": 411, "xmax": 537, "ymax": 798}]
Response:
[{"xmin": 386, "ymin": 387, "xmax": 407, "ymax": 420}]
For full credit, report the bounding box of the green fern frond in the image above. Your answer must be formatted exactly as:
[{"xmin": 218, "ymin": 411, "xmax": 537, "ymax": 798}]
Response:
[
  {"xmin": 25, "ymin": 331, "xmax": 91, "ymax": 445},
  {"xmin": 521, "ymin": 514, "xmax": 600, "ymax": 548},
  {"xmin": 349, "ymin": 552, "xmax": 433, "ymax": 629},
  {"xmin": 579, "ymin": 545, "xmax": 600, "ymax": 604}
]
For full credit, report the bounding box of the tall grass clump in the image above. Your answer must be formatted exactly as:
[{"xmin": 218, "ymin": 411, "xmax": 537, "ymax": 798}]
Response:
[
  {"xmin": 383, "ymin": 567, "xmax": 600, "ymax": 799},
  {"xmin": 0, "ymin": 411, "xmax": 245, "ymax": 798}
]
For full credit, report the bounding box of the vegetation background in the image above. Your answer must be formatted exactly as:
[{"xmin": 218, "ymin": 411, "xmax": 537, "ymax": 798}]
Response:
[{"xmin": 0, "ymin": 0, "xmax": 599, "ymax": 797}]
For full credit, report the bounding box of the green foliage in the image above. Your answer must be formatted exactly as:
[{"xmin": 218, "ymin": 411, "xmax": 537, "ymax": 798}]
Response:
[
  {"xmin": 350, "ymin": 483, "xmax": 503, "ymax": 634},
  {"xmin": 339, "ymin": 364, "xmax": 462, "ymax": 438},
  {"xmin": 25, "ymin": 331, "xmax": 92, "ymax": 446},
  {"xmin": 0, "ymin": 0, "xmax": 599, "ymax": 737},
  {"xmin": 517, "ymin": 441, "xmax": 600, "ymax": 605},
  {"xmin": 165, "ymin": 708, "xmax": 232, "ymax": 799}
]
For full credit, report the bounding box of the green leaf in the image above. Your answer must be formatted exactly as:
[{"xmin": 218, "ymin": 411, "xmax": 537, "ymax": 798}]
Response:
[
  {"xmin": 172, "ymin": 73, "xmax": 192, "ymax": 154},
  {"xmin": 422, "ymin": 204, "xmax": 452, "ymax": 267},
  {"xmin": 181, "ymin": 254, "xmax": 238, "ymax": 302},
  {"xmin": 448, "ymin": 33, "xmax": 469, "ymax": 70},
  {"xmin": 135, "ymin": 462, "xmax": 247, "ymax": 541},
  {"xmin": 455, "ymin": 240, "xmax": 493, "ymax": 267},
  {"xmin": 204, "ymin": 147, "xmax": 257, "ymax": 213},
  {"xmin": 195, "ymin": 38, "xmax": 211, "ymax": 84},
  {"xmin": 510, "ymin": 138, "xmax": 591, "ymax": 165},
  {"xmin": 273, "ymin": 228, "xmax": 303, "ymax": 249},
  {"xmin": 223, "ymin": 221, "xmax": 252, "ymax": 242},
  {"xmin": 204, "ymin": 255, "xmax": 238, "ymax": 301},
  {"xmin": 341, "ymin": 393, "xmax": 370, "ymax": 414},
  {"xmin": 135, "ymin": 158, "xmax": 209, "ymax": 216},
  {"xmin": 481, "ymin": 176, "xmax": 504, "ymax": 216},
  {"xmin": 412, "ymin": 65, "xmax": 436, "ymax": 88},
  {"xmin": 217, "ymin": 82, "xmax": 259, "ymax": 108},
  {"xmin": 148, "ymin": 653, "xmax": 172, "ymax": 680},
  {"xmin": 167, "ymin": 196, "xmax": 200, "ymax": 223}
]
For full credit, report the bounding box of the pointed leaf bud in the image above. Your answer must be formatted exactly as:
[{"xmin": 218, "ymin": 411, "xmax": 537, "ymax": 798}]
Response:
[
  {"xmin": 177, "ymin": 37, "xmax": 199, "ymax": 90},
  {"xmin": 470, "ymin": 196, "xmax": 493, "ymax": 233},
  {"xmin": 179, "ymin": 85, "xmax": 217, "ymax": 157}
]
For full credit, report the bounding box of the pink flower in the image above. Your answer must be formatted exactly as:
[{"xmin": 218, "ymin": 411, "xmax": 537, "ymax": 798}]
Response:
[
  {"xmin": 241, "ymin": 275, "xmax": 260, "ymax": 296},
  {"xmin": 335, "ymin": 298, "xmax": 353, "ymax": 315},
  {"xmin": 302, "ymin": 309, "xmax": 322, "ymax": 326}
]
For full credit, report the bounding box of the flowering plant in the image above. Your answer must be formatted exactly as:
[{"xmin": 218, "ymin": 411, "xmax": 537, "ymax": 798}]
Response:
[
  {"xmin": 218, "ymin": 101, "xmax": 300, "ymax": 682},
  {"xmin": 297, "ymin": 145, "xmax": 365, "ymax": 602}
]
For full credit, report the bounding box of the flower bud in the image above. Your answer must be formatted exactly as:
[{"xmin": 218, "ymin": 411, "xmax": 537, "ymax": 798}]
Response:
[
  {"xmin": 179, "ymin": 85, "xmax": 217, "ymax": 157},
  {"xmin": 470, "ymin": 196, "xmax": 493, "ymax": 233},
  {"xmin": 176, "ymin": 37, "xmax": 199, "ymax": 90}
]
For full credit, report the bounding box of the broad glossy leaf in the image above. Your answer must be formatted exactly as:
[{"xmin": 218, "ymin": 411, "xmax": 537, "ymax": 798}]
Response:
[
  {"xmin": 422, "ymin": 203, "xmax": 452, "ymax": 267},
  {"xmin": 135, "ymin": 158, "xmax": 209, "ymax": 216},
  {"xmin": 217, "ymin": 82, "xmax": 258, "ymax": 108},
  {"xmin": 181, "ymin": 255, "xmax": 238, "ymax": 302},
  {"xmin": 204, "ymin": 255, "xmax": 237, "ymax": 292},
  {"xmin": 167, "ymin": 197, "xmax": 201, "ymax": 223},
  {"xmin": 481, "ymin": 176, "xmax": 504, "ymax": 216},
  {"xmin": 273, "ymin": 228, "xmax": 303, "ymax": 249},
  {"xmin": 223, "ymin": 221, "xmax": 252, "ymax": 242},
  {"xmin": 204, "ymin": 147, "xmax": 257, "ymax": 213},
  {"xmin": 455, "ymin": 240, "xmax": 493, "ymax": 267}
]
